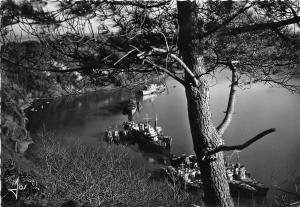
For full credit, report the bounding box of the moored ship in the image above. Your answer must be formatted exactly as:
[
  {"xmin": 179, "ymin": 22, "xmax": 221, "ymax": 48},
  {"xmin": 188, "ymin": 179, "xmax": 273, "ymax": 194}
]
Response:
[
  {"xmin": 104, "ymin": 115, "xmax": 172, "ymax": 154},
  {"xmin": 140, "ymin": 84, "xmax": 165, "ymax": 96},
  {"xmin": 160, "ymin": 154, "xmax": 269, "ymax": 197}
]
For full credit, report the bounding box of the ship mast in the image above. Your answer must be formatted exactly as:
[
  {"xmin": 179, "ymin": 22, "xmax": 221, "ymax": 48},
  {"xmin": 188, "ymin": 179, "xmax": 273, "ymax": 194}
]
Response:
[
  {"xmin": 154, "ymin": 114, "xmax": 158, "ymax": 129},
  {"xmin": 143, "ymin": 113, "xmax": 152, "ymax": 127}
]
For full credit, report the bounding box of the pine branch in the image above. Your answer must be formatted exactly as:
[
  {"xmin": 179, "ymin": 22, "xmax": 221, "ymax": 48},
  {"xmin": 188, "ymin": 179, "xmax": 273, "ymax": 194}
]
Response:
[
  {"xmin": 217, "ymin": 62, "xmax": 238, "ymax": 136},
  {"xmin": 151, "ymin": 47, "xmax": 199, "ymax": 86},
  {"xmin": 221, "ymin": 16, "xmax": 300, "ymax": 36},
  {"xmin": 202, "ymin": 128, "xmax": 276, "ymax": 160}
]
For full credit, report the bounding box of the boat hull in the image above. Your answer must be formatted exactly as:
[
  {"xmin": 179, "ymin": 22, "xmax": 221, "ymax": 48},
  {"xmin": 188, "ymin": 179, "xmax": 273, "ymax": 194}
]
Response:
[
  {"xmin": 104, "ymin": 121, "xmax": 172, "ymax": 155},
  {"xmin": 129, "ymin": 130, "xmax": 170, "ymax": 154},
  {"xmin": 160, "ymin": 166, "xmax": 268, "ymax": 197},
  {"xmin": 141, "ymin": 89, "xmax": 157, "ymax": 96},
  {"xmin": 229, "ymin": 179, "xmax": 269, "ymax": 197}
]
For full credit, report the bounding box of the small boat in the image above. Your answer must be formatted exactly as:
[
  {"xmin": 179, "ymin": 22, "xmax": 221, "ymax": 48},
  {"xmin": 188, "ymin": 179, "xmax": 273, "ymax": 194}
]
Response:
[
  {"xmin": 159, "ymin": 155, "xmax": 269, "ymax": 197},
  {"xmin": 104, "ymin": 130, "xmax": 122, "ymax": 144},
  {"xmin": 140, "ymin": 84, "xmax": 165, "ymax": 96}
]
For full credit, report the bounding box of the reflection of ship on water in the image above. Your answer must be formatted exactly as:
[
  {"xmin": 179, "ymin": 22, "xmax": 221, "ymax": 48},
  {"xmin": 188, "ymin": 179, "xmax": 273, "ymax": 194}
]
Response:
[
  {"xmin": 123, "ymin": 99, "xmax": 137, "ymax": 115},
  {"xmin": 122, "ymin": 84, "xmax": 166, "ymax": 121},
  {"xmin": 122, "ymin": 98, "xmax": 142, "ymax": 121}
]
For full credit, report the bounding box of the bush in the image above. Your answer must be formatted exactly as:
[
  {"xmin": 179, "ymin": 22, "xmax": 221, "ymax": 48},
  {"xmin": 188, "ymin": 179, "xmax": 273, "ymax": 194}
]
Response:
[{"xmin": 31, "ymin": 134, "xmax": 201, "ymax": 207}]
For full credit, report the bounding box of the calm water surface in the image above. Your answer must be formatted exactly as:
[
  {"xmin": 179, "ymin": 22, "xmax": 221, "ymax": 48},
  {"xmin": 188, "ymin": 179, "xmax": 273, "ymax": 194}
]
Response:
[{"xmin": 27, "ymin": 73, "xmax": 300, "ymax": 204}]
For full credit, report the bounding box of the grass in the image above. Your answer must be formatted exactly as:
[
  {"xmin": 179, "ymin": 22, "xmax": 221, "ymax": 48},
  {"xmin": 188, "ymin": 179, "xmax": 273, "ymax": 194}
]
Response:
[{"xmin": 22, "ymin": 133, "xmax": 201, "ymax": 207}]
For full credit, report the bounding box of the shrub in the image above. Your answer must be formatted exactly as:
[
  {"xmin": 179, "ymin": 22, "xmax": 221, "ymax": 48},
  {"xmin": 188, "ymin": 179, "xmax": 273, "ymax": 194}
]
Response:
[{"xmin": 31, "ymin": 134, "xmax": 201, "ymax": 207}]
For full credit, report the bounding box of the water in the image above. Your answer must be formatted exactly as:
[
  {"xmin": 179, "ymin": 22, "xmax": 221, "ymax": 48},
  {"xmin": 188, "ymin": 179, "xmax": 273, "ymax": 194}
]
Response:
[{"xmin": 27, "ymin": 73, "xmax": 300, "ymax": 204}]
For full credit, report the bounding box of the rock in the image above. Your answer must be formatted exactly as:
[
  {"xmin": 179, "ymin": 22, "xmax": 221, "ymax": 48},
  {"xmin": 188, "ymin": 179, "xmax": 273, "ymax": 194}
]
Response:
[{"xmin": 15, "ymin": 140, "xmax": 34, "ymax": 154}]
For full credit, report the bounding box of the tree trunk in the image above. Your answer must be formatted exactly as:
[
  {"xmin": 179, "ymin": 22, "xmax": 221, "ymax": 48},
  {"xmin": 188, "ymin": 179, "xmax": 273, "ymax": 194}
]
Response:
[
  {"xmin": 185, "ymin": 85, "xmax": 234, "ymax": 207},
  {"xmin": 177, "ymin": 2, "xmax": 234, "ymax": 206}
]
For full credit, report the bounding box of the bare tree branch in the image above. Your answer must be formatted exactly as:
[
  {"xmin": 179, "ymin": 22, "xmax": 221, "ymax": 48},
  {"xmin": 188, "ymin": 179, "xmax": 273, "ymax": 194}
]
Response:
[
  {"xmin": 202, "ymin": 128, "xmax": 276, "ymax": 160},
  {"xmin": 114, "ymin": 48, "xmax": 137, "ymax": 66},
  {"xmin": 158, "ymin": 31, "xmax": 170, "ymax": 51},
  {"xmin": 151, "ymin": 47, "xmax": 199, "ymax": 86},
  {"xmin": 129, "ymin": 45, "xmax": 186, "ymax": 85},
  {"xmin": 217, "ymin": 62, "xmax": 238, "ymax": 136}
]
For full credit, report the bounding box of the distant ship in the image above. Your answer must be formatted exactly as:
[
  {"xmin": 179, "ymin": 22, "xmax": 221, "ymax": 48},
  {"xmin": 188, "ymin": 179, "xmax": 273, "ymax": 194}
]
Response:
[{"xmin": 140, "ymin": 84, "xmax": 165, "ymax": 96}]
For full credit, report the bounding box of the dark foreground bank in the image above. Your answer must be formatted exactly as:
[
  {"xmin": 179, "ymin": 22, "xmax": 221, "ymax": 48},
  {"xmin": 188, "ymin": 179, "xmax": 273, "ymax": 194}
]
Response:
[{"xmin": 1, "ymin": 132, "xmax": 201, "ymax": 207}]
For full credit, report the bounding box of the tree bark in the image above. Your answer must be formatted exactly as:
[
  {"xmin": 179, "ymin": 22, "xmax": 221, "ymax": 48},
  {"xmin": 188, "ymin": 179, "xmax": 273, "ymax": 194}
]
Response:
[{"xmin": 177, "ymin": 2, "xmax": 234, "ymax": 206}]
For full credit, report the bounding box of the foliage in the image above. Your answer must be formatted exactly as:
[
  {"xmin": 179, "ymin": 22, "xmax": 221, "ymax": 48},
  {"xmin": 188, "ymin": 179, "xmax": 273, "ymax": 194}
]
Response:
[
  {"xmin": 1, "ymin": 1, "xmax": 299, "ymax": 89},
  {"xmin": 1, "ymin": 39, "xmax": 96, "ymax": 159},
  {"xmin": 1, "ymin": 159, "xmax": 46, "ymax": 207},
  {"xmin": 1, "ymin": 0, "xmax": 56, "ymax": 28},
  {"xmin": 1, "ymin": 71, "xmax": 32, "ymax": 161},
  {"xmin": 27, "ymin": 134, "xmax": 200, "ymax": 207}
]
